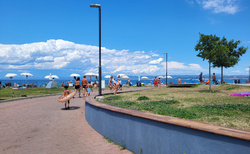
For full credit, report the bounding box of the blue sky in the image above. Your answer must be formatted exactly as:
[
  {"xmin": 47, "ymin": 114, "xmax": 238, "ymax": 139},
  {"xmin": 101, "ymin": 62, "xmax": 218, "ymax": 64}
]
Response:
[{"xmin": 0, "ymin": 0, "xmax": 249, "ymax": 79}]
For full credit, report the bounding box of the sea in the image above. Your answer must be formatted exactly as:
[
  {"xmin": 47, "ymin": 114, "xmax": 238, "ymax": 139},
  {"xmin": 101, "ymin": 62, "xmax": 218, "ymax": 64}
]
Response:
[{"xmin": 0, "ymin": 75, "xmax": 249, "ymax": 87}]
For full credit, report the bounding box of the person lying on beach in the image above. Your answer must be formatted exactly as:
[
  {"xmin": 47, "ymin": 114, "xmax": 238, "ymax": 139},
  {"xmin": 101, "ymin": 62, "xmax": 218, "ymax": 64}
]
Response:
[
  {"xmin": 63, "ymin": 86, "xmax": 71, "ymax": 109},
  {"xmin": 86, "ymin": 81, "xmax": 92, "ymax": 96}
]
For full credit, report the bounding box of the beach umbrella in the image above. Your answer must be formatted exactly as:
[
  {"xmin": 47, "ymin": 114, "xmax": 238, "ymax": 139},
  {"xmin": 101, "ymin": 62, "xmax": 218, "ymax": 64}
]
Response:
[
  {"xmin": 45, "ymin": 73, "xmax": 59, "ymax": 80},
  {"xmin": 21, "ymin": 73, "xmax": 34, "ymax": 79},
  {"xmin": 158, "ymin": 76, "xmax": 165, "ymax": 79},
  {"xmin": 84, "ymin": 72, "xmax": 98, "ymax": 81},
  {"xmin": 122, "ymin": 76, "xmax": 129, "ymax": 79},
  {"xmin": 141, "ymin": 76, "xmax": 149, "ymax": 79},
  {"xmin": 117, "ymin": 74, "xmax": 126, "ymax": 78},
  {"xmin": 5, "ymin": 73, "xmax": 18, "ymax": 79},
  {"xmin": 104, "ymin": 75, "xmax": 111, "ymax": 79},
  {"xmin": 167, "ymin": 76, "xmax": 172, "ymax": 79},
  {"xmin": 70, "ymin": 73, "xmax": 80, "ymax": 77}
]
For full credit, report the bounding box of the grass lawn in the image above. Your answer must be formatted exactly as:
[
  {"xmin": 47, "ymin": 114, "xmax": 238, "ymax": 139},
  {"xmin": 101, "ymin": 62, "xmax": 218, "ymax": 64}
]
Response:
[
  {"xmin": 0, "ymin": 85, "xmax": 120, "ymax": 100},
  {"xmin": 102, "ymin": 84, "xmax": 250, "ymax": 130},
  {"xmin": 0, "ymin": 87, "xmax": 73, "ymax": 100}
]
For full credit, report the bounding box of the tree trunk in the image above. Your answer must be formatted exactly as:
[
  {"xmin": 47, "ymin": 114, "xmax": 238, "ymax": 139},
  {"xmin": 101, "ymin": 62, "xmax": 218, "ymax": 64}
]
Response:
[
  {"xmin": 209, "ymin": 62, "xmax": 211, "ymax": 91},
  {"xmin": 221, "ymin": 66, "xmax": 223, "ymax": 84}
]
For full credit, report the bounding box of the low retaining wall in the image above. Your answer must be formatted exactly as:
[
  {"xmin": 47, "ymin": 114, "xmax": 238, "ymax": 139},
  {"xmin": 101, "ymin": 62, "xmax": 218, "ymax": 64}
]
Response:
[{"xmin": 85, "ymin": 97, "xmax": 250, "ymax": 154}]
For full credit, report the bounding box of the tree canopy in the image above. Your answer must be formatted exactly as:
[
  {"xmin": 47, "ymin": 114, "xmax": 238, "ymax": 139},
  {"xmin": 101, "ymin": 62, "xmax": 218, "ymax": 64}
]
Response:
[
  {"xmin": 212, "ymin": 37, "xmax": 248, "ymax": 69},
  {"xmin": 195, "ymin": 33, "xmax": 220, "ymax": 91},
  {"xmin": 195, "ymin": 33, "xmax": 248, "ymax": 88}
]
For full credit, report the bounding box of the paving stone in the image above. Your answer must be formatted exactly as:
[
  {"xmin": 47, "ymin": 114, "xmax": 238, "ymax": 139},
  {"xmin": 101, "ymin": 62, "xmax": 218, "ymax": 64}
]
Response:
[{"xmin": 0, "ymin": 87, "xmax": 151, "ymax": 154}]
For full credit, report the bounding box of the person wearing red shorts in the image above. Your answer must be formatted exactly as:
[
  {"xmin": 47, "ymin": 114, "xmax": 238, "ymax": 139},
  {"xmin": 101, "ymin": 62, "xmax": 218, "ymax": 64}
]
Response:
[{"xmin": 154, "ymin": 76, "xmax": 158, "ymax": 87}]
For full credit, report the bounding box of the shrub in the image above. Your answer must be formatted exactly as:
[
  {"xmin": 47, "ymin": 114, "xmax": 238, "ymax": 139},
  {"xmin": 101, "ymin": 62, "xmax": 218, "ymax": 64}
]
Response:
[{"xmin": 137, "ymin": 96, "xmax": 150, "ymax": 101}]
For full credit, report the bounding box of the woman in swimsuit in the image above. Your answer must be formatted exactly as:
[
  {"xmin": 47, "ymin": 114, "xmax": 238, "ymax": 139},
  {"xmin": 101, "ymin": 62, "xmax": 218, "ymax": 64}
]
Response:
[{"xmin": 75, "ymin": 77, "xmax": 81, "ymax": 97}]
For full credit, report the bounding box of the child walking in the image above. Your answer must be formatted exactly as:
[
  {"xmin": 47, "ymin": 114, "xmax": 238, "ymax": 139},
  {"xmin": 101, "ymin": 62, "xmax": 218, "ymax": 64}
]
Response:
[
  {"xmin": 86, "ymin": 81, "xmax": 92, "ymax": 96},
  {"xmin": 63, "ymin": 86, "xmax": 71, "ymax": 109}
]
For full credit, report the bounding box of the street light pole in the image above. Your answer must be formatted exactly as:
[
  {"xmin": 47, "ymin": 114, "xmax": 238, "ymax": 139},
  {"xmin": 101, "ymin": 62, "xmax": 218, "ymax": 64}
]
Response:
[
  {"xmin": 164, "ymin": 52, "xmax": 168, "ymax": 86},
  {"xmin": 90, "ymin": 4, "xmax": 102, "ymax": 96}
]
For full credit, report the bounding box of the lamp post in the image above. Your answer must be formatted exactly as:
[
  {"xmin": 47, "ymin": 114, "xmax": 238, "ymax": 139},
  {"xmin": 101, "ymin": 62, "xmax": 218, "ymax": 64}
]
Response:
[
  {"xmin": 90, "ymin": 4, "xmax": 102, "ymax": 96},
  {"xmin": 164, "ymin": 52, "xmax": 168, "ymax": 86},
  {"xmin": 249, "ymin": 66, "xmax": 250, "ymax": 83}
]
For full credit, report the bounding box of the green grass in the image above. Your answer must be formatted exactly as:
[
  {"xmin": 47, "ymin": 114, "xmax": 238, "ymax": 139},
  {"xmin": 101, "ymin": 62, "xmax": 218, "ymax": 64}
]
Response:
[
  {"xmin": 102, "ymin": 84, "xmax": 250, "ymax": 130},
  {"xmin": 103, "ymin": 137, "xmax": 127, "ymax": 150},
  {"xmin": 137, "ymin": 96, "xmax": 150, "ymax": 101},
  {"xmin": 0, "ymin": 87, "xmax": 73, "ymax": 100}
]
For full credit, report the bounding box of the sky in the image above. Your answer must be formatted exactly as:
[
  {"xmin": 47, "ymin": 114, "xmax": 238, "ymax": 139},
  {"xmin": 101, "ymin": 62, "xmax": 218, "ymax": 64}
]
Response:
[{"xmin": 0, "ymin": 0, "xmax": 250, "ymax": 79}]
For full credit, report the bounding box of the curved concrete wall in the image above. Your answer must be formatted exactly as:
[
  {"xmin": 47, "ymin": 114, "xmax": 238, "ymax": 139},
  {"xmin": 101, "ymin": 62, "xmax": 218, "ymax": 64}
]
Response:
[{"xmin": 85, "ymin": 99, "xmax": 250, "ymax": 154}]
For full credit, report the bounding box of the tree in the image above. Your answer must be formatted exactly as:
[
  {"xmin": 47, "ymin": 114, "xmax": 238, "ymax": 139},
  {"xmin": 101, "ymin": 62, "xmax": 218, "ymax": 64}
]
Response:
[
  {"xmin": 195, "ymin": 33, "xmax": 220, "ymax": 91},
  {"xmin": 212, "ymin": 37, "xmax": 248, "ymax": 84}
]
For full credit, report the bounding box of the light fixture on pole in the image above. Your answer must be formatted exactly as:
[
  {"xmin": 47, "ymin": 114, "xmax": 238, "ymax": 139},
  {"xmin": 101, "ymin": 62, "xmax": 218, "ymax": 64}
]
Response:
[
  {"xmin": 164, "ymin": 52, "xmax": 168, "ymax": 86},
  {"xmin": 90, "ymin": 4, "xmax": 102, "ymax": 96}
]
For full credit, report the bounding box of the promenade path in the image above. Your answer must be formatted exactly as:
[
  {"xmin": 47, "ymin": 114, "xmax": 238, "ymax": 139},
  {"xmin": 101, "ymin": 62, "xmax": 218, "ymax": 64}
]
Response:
[{"xmin": 0, "ymin": 87, "xmax": 152, "ymax": 154}]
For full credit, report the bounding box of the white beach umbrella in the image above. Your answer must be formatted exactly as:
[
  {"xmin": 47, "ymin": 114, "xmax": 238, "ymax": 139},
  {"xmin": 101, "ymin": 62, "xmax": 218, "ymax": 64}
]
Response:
[
  {"xmin": 5, "ymin": 73, "xmax": 18, "ymax": 79},
  {"xmin": 70, "ymin": 73, "xmax": 80, "ymax": 77},
  {"xmin": 117, "ymin": 74, "xmax": 126, "ymax": 78},
  {"xmin": 84, "ymin": 72, "xmax": 98, "ymax": 77},
  {"xmin": 141, "ymin": 76, "xmax": 149, "ymax": 79},
  {"xmin": 122, "ymin": 76, "xmax": 129, "ymax": 79},
  {"xmin": 21, "ymin": 73, "xmax": 34, "ymax": 79},
  {"xmin": 104, "ymin": 75, "xmax": 111, "ymax": 79},
  {"xmin": 51, "ymin": 75, "xmax": 59, "ymax": 79},
  {"xmin": 167, "ymin": 76, "xmax": 172, "ymax": 79},
  {"xmin": 45, "ymin": 73, "xmax": 59, "ymax": 80},
  {"xmin": 84, "ymin": 72, "xmax": 98, "ymax": 81},
  {"xmin": 158, "ymin": 76, "xmax": 165, "ymax": 79}
]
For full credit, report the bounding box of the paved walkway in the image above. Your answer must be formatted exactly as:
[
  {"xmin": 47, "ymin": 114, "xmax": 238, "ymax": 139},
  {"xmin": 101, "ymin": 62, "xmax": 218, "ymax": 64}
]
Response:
[{"xmin": 0, "ymin": 87, "xmax": 152, "ymax": 154}]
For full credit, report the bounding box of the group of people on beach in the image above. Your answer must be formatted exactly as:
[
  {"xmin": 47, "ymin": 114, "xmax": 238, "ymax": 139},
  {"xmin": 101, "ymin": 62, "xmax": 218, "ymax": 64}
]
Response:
[
  {"xmin": 108, "ymin": 75, "xmax": 123, "ymax": 94},
  {"xmin": 62, "ymin": 75, "xmax": 93, "ymax": 109},
  {"xmin": 153, "ymin": 76, "xmax": 162, "ymax": 87},
  {"xmin": 199, "ymin": 72, "xmax": 218, "ymax": 85}
]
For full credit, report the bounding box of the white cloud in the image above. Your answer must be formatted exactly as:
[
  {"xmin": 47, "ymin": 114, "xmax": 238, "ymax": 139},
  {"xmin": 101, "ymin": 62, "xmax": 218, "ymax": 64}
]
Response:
[
  {"xmin": 196, "ymin": 0, "xmax": 240, "ymax": 14},
  {"xmin": 0, "ymin": 39, "xmax": 205, "ymax": 75},
  {"xmin": 231, "ymin": 70, "xmax": 241, "ymax": 73},
  {"xmin": 112, "ymin": 65, "xmax": 160, "ymax": 74},
  {"xmin": 151, "ymin": 54, "xmax": 159, "ymax": 57},
  {"xmin": 36, "ymin": 56, "xmax": 54, "ymax": 61},
  {"xmin": 161, "ymin": 61, "xmax": 203, "ymax": 70},
  {"xmin": 149, "ymin": 58, "xmax": 163, "ymax": 64}
]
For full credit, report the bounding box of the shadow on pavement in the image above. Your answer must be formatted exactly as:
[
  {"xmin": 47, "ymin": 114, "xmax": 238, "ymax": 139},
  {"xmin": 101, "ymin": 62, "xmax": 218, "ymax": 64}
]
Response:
[{"xmin": 61, "ymin": 106, "xmax": 80, "ymax": 110}]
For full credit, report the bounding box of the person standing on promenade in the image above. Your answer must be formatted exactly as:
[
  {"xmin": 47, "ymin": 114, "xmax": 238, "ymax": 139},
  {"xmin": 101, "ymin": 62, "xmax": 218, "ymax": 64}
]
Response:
[
  {"xmin": 199, "ymin": 72, "xmax": 203, "ymax": 84},
  {"xmin": 212, "ymin": 73, "xmax": 216, "ymax": 85},
  {"xmin": 75, "ymin": 77, "xmax": 81, "ymax": 97},
  {"xmin": 81, "ymin": 75, "xmax": 88, "ymax": 97},
  {"xmin": 86, "ymin": 81, "xmax": 92, "ymax": 96},
  {"xmin": 63, "ymin": 86, "xmax": 71, "ymax": 109},
  {"xmin": 114, "ymin": 79, "xmax": 120, "ymax": 95},
  {"xmin": 154, "ymin": 76, "xmax": 158, "ymax": 87},
  {"xmin": 109, "ymin": 76, "xmax": 113, "ymax": 91},
  {"xmin": 117, "ymin": 75, "xmax": 122, "ymax": 90}
]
